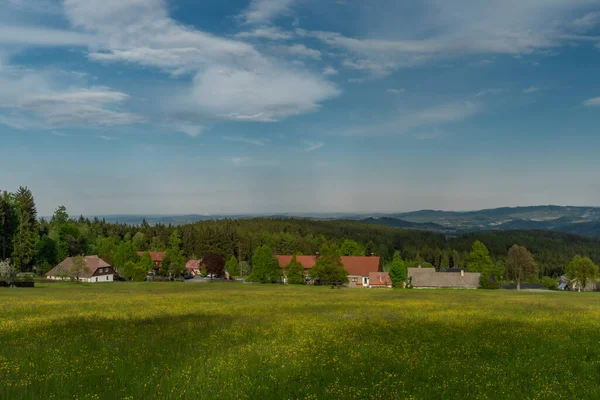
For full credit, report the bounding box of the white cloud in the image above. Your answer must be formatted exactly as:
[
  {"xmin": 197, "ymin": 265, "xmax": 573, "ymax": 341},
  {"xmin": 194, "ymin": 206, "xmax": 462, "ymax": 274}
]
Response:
[
  {"xmin": 304, "ymin": 141, "xmax": 324, "ymax": 152},
  {"xmin": 239, "ymin": 0, "xmax": 297, "ymax": 25},
  {"xmin": 523, "ymin": 86, "xmax": 540, "ymax": 93},
  {"xmin": 98, "ymin": 135, "xmax": 119, "ymax": 141},
  {"xmin": 224, "ymin": 136, "xmax": 270, "ymax": 146},
  {"xmin": 573, "ymin": 12, "xmax": 600, "ymax": 32},
  {"xmin": 0, "ymin": 26, "xmax": 96, "ymax": 46},
  {"xmin": 61, "ymin": 0, "xmax": 339, "ymax": 122},
  {"xmin": 386, "ymin": 88, "xmax": 405, "ymax": 94},
  {"xmin": 235, "ymin": 26, "xmax": 293, "ymax": 40},
  {"xmin": 583, "ymin": 97, "xmax": 600, "ymax": 106},
  {"xmin": 323, "ymin": 66, "xmax": 338, "ymax": 75},
  {"xmin": 225, "ymin": 157, "xmax": 280, "ymax": 167},
  {"xmin": 273, "ymin": 44, "xmax": 321, "ymax": 60}
]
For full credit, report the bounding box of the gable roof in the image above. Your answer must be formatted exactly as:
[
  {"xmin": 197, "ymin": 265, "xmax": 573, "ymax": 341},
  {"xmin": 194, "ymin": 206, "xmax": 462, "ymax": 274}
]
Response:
[
  {"xmin": 137, "ymin": 252, "xmax": 165, "ymax": 262},
  {"xmin": 369, "ymin": 272, "xmax": 392, "ymax": 286},
  {"xmin": 45, "ymin": 256, "xmax": 112, "ymax": 278},
  {"xmin": 276, "ymin": 255, "xmax": 380, "ymax": 276},
  {"xmin": 408, "ymin": 268, "xmax": 480, "ymax": 289},
  {"xmin": 186, "ymin": 259, "xmax": 202, "ymax": 270}
]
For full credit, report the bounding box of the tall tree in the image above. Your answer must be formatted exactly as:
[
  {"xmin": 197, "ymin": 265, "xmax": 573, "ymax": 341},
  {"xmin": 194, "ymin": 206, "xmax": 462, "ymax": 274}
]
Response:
[
  {"xmin": 388, "ymin": 251, "xmax": 407, "ymax": 288},
  {"xmin": 132, "ymin": 232, "xmax": 148, "ymax": 251},
  {"xmin": 224, "ymin": 255, "xmax": 239, "ymax": 277},
  {"xmin": 12, "ymin": 187, "xmax": 38, "ymax": 271},
  {"xmin": 0, "ymin": 191, "xmax": 18, "ymax": 260},
  {"xmin": 340, "ymin": 239, "xmax": 365, "ymax": 256},
  {"xmin": 113, "ymin": 240, "xmax": 139, "ymax": 274},
  {"xmin": 247, "ymin": 245, "xmax": 281, "ymax": 283},
  {"xmin": 505, "ymin": 245, "xmax": 537, "ymax": 290},
  {"xmin": 35, "ymin": 235, "xmax": 58, "ymax": 275},
  {"xmin": 565, "ymin": 255, "xmax": 599, "ymax": 292},
  {"xmin": 309, "ymin": 244, "xmax": 348, "ymax": 285},
  {"xmin": 138, "ymin": 251, "xmax": 154, "ymax": 273},
  {"xmin": 162, "ymin": 230, "xmax": 185, "ymax": 277},
  {"xmin": 466, "ymin": 241, "xmax": 495, "ymax": 288},
  {"xmin": 284, "ymin": 255, "xmax": 305, "ymax": 284},
  {"xmin": 203, "ymin": 253, "xmax": 225, "ymax": 279}
]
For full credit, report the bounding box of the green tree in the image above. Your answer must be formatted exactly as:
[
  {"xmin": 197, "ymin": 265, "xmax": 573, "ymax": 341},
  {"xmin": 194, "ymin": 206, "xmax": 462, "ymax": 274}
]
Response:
[
  {"xmin": 123, "ymin": 260, "xmax": 137, "ymax": 280},
  {"xmin": 565, "ymin": 255, "xmax": 599, "ymax": 292},
  {"xmin": 132, "ymin": 232, "xmax": 148, "ymax": 251},
  {"xmin": 0, "ymin": 260, "xmax": 18, "ymax": 285},
  {"xmin": 113, "ymin": 240, "xmax": 139, "ymax": 274},
  {"xmin": 138, "ymin": 251, "xmax": 154, "ymax": 273},
  {"xmin": 440, "ymin": 251, "xmax": 450, "ymax": 270},
  {"xmin": 224, "ymin": 256, "xmax": 239, "ymax": 276},
  {"xmin": 0, "ymin": 191, "xmax": 18, "ymax": 260},
  {"xmin": 284, "ymin": 255, "xmax": 305, "ymax": 284},
  {"xmin": 70, "ymin": 255, "xmax": 90, "ymax": 283},
  {"xmin": 340, "ymin": 239, "xmax": 365, "ymax": 256},
  {"xmin": 162, "ymin": 230, "xmax": 185, "ymax": 277},
  {"xmin": 247, "ymin": 245, "xmax": 281, "ymax": 283},
  {"xmin": 466, "ymin": 241, "xmax": 495, "ymax": 287},
  {"xmin": 12, "ymin": 186, "xmax": 38, "ymax": 271},
  {"xmin": 35, "ymin": 235, "xmax": 58, "ymax": 273},
  {"xmin": 388, "ymin": 252, "xmax": 407, "ymax": 288},
  {"xmin": 309, "ymin": 244, "xmax": 348, "ymax": 285},
  {"xmin": 505, "ymin": 245, "xmax": 537, "ymax": 290}
]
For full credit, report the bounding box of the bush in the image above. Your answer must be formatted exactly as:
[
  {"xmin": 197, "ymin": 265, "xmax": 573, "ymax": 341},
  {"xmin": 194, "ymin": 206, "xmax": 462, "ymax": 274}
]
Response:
[{"xmin": 541, "ymin": 276, "xmax": 558, "ymax": 291}]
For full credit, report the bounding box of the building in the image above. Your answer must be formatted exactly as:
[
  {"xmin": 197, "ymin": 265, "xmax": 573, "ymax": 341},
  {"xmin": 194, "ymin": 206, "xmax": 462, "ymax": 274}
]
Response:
[
  {"xmin": 368, "ymin": 272, "xmax": 392, "ymax": 288},
  {"xmin": 137, "ymin": 252, "xmax": 165, "ymax": 272},
  {"xmin": 408, "ymin": 267, "xmax": 481, "ymax": 289},
  {"xmin": 45, "ymin": 256, "xmax": 116, "ymax": 283},
  {"xmin": 276, "ymin": 255, "xmax": 381, "ymax": 288},
  {"xmin": 185, "ymin": 259, "xmax": 202, "ymax": 275}
]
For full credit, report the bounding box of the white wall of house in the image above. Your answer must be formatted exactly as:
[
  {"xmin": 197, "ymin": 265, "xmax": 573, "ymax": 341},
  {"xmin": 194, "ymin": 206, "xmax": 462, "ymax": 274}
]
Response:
[{"xmin": 90, "ymin": 274, "xmax": 113, "ymax": 283}]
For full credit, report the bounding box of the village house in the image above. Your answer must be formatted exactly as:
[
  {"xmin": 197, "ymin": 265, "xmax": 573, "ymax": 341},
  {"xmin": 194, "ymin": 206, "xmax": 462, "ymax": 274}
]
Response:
[
  {"xmin": 185, "ymin": 259, "xmax": 202, "ymax": 275},
  {"xmin": 408, "ymin": 267, "xmax": 481, "ymax": 289},
  {"xmin": 368, "ymin": 272, "xmax": 392, "ymax": 288},
  {"xmin": 137, "ymin": 252, "xmax": 165, "ymax": 273},
  {"xmin": 276, "ymin": 255, "xmax": 381, "ymax": 288},
  {"xmin": 45, "ymin": 255, "xmax": 116, "ymax": 283}
]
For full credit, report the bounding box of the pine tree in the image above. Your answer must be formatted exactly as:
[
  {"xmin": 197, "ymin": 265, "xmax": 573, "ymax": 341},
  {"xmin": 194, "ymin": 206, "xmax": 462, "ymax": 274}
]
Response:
[
  {"xmin": 0, "ymin": 191, "xmax": 18, "ymax": 260},
  {"xmin": 12, "ymin": 187, "xmax": 38, "ymax": 271}
]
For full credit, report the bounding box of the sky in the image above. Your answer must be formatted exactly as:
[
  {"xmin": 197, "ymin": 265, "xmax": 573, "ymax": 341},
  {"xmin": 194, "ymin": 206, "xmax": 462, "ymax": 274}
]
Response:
[{"xmin": 1, "ymin": 0, "xmax": 600, "ymax": 216}]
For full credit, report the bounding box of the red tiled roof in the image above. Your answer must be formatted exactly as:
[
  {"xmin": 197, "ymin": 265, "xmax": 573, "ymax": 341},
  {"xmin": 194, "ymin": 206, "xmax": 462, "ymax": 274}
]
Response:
[
  {"xmin": 276, "ymin": 255, "xmax": 380, "ymax": 277},
  {"xmin": 137, "ymin": 251, "xmax": 165, "ymax": 262},
  {"xmin": 276, "ymin": 256, "xmax": 317, "ymax": 269},
  {"xmin": 45, "ymin": 255, "xmax": 113, "ymax": 278},
  {"xmin": 186, "ymin": 259, "xmax": 202, "ymax": 271},
  {"xmin": 369, "ymin": 272, "xmax": 391, "ymax": 286}
]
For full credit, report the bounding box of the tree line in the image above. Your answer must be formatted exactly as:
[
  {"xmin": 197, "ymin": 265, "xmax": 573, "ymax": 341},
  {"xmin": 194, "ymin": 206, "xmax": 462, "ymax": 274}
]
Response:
[{"xmin": 2, "ymin": 187, "xmax": 600, "ymax": 284}]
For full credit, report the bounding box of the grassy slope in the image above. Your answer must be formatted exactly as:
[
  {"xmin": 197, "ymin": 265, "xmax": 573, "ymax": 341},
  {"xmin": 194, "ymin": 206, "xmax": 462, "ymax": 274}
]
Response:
[{"xmin": 1, "ymin": 283, "xmax": 599, "ymax": 399}]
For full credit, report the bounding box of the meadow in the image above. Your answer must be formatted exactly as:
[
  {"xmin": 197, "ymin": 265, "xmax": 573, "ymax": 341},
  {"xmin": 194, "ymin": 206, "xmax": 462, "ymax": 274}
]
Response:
[{"xmin": 1, "ymin": 284, "xmax": 599, "ymax": 399}]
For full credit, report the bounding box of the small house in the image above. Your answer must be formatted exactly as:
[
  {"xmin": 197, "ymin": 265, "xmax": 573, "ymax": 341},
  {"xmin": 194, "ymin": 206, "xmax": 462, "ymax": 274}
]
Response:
[
  {"xmin": 45, "ymin": 256, "xmax": 115, "ymax": 283},
  {"xmin": 185, "ymin": 259, "xmax": 202, "ymax": 275},
  {"xmin": 137, "ymin": 252, "xmax": 165, "ymax": 273},
  {"xmin": 368, "ymin": 272, "xmax": 392, "ymax": 288},
  {"xmin": 408, "ymin": 267, "xmax": 480, "ymax": 289}
]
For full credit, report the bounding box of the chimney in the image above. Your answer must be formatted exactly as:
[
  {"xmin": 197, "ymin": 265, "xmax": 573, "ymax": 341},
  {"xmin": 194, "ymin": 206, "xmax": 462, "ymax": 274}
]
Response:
[
  {"xmin": 461, "ymin": 270, "xmax": 465, "ymax": 277},
  {"xmin": 315, "ymin": 252, "xmax": 320, "ymax": 259}
]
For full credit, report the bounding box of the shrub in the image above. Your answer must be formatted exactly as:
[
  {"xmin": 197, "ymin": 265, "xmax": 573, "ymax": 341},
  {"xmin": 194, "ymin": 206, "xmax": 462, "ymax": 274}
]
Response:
[{"xmin": 541, "ymin": 276, "xmax": 558, "ymax": 291}]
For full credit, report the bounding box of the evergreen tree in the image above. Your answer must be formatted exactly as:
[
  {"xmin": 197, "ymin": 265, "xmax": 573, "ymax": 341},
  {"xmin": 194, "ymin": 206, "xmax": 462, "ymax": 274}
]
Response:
[
  {"xmin": 12, "ymin": 187, "xmax": 38, "ymax": 271},
  {"xmin": 35, "ymin": 235, "xmax": 58, "ymax": 273},
  {"xmin": 441, "ymin": 251, "xmax": 450, "ymax": 270},
  {"xmin": 247, "ymin": 245, "xmax": 281, "ymax": 283},
  {"xmin": 309, "ymin": 244, "xmax": 348, "ymax": 285},
  {"xmin": 0, "ymin": 191, "xmax": 18, "ymax": 260},
  {"xmin": 162, "ymin": 230, "xmax": 185, "ymax": 277},
  {"xmin": 388, "ymin": 252, "xmax": 407, "ymax": 288},
  {"xmin": 284, "ymin": 255, "xmax": 305, "ymax": 284},
  {"xmin": 466, "ymin": 241, "xmax": 495, "ymax": 288}
]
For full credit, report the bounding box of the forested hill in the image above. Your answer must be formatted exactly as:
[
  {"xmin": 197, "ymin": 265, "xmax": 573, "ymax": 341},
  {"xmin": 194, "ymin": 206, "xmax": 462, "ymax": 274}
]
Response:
[{"xmin": 44, "ymin": 217, "xmax": 600, "ymax": 278}]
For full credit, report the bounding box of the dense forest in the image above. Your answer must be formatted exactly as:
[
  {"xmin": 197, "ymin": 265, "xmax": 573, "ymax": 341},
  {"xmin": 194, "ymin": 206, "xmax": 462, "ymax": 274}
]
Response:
[{"xmin": 2, "ymin": 187, "xmax": 600, "ymax": 278}]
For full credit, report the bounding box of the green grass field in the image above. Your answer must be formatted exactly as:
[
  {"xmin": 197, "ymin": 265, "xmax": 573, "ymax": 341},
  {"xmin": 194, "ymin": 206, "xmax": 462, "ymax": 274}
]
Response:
[{"xmin": 1, "ymin": 283, "xmax": 599, "ymax": 399}]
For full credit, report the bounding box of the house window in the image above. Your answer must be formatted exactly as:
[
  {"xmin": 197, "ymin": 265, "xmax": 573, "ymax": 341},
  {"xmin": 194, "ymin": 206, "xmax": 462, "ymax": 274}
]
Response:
[
  {"xmin": 106, "ymin": 276, "xmax": 109, "ymax": 281},
  {"xmin": 352, "ymin": 277, "xmax": 358, "ymax": 283},
  {"xmin": 95, "ymin": 277, "xmax": 98, "ymax": 282}
]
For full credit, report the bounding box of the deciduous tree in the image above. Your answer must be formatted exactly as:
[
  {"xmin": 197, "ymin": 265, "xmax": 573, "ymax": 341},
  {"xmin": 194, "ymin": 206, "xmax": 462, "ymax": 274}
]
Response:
[
  {"xmin": 388, "ymin": 252, "xmax": 407, "ymax": 288},
  {"xmin": 309, "ymin": 244, "xmax": 348, "ymax": 285},
  {"xmin": 565, "ymin": 255, "xmax": 599, "ymax": 292},
  {"xmin": 247, "ymin": 245, "xmax": 280, "ymax": 283},
  {"xmin": 203, "ymin": 253, "xmax": 225, "ymax": 279},
  {"xmin": 506, "ymin": 245, "xmax": 537, "ymax": 290},
  {"xmin": 284, "ymin": 255, "xmax": 305, "ymax": 284},
  {"xmin": 70, "ymin": 255, "xmax": 90, "ymax": 283},
  {"xmin": 340, "ymin": 239, "xmax": 365, "ymax": 256}
]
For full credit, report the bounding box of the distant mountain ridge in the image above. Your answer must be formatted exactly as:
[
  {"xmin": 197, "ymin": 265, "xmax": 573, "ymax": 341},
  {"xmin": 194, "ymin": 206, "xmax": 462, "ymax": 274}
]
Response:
[{"xmin": 79, "ymin": 205, "xmax": 600, "ymax": 237}]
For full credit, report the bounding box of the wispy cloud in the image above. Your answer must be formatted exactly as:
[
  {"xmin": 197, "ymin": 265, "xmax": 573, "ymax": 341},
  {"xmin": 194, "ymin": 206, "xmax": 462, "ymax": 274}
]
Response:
[
  {"xmin": 523, "ymin": 86, "xmax": 540, "ymax": 94},
  {"xmin": 223, "ymin": 136, "xmax": 270, "ymax": 146},
  {"xmin": 476, "ymin": 88, "xmax": 507, "ymax": 97},
  {"xmin": 323, "ymin": 66, "xmax": 338, "ymax": 76},
  {"xmin": 238, "ymin": 0, "xmax": 297, "ymax": 25},
  {"xmin": 415, "ymin": 130, "xmax": 445, "ymax": 140},
  {"xmin": 304, "ymin": 141, "xmax": 324, "ymax": 152},
  {"xmin": 386, "ymin": 88, "xmax": 405, "ymax": 94},
  {"xmin": 97, "ymin": 135, "xmax": 119, "ymax": 141},
  {"xmin": 235, "ymin": 26, "xmax": 293, "ymax": 40},
  {"xmin": 272, "ymin": 44, "xmax": 321, "ymax": 60},
  {"xmin": 224, "ymin": 157, "xmax": 280, "ymax": 167},
  {"xmin": 176, "ymin": 124, "xmax": 205, "ymax": 138},
  {"xmin": 583, "ymin": 97, "xmax": 600, "ymax": 107}
]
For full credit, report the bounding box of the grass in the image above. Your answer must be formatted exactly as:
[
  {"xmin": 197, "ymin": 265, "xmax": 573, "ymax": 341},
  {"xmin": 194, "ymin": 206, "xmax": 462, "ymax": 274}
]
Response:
[{"xmin": 1, "ymin": 283, "xmax": 600, "ymax": 399}]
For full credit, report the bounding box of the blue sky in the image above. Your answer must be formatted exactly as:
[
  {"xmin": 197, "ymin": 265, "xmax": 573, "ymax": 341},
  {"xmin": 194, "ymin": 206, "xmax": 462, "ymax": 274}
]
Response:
[{"xmin": 1, "ymin": 0, "xmax": 600, "ymax": 216}]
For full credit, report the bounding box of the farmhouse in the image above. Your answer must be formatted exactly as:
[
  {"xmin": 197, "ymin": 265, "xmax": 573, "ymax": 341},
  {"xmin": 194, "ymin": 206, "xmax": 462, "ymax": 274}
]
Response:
[
  {"xmin": 276, "ymin": 255, "xmax": 381, "ymax": 288},
  {"xmin": 368, "ymin": 272, "xmax": 392, "ymax": 288},
  {"xmin": 137, "ymin": 252, "xmax": 165, "ymax": 272},
  {"xmin": 45, "ymin": 256, "xmax": 116, "ymax": 283},
  {"xmin": 185, "ymin": 259, "xmax": 202, "ymax": 275},
  {"xmin": 408, "ymin": 267, "xmax": 481, "ymax": 289}
]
